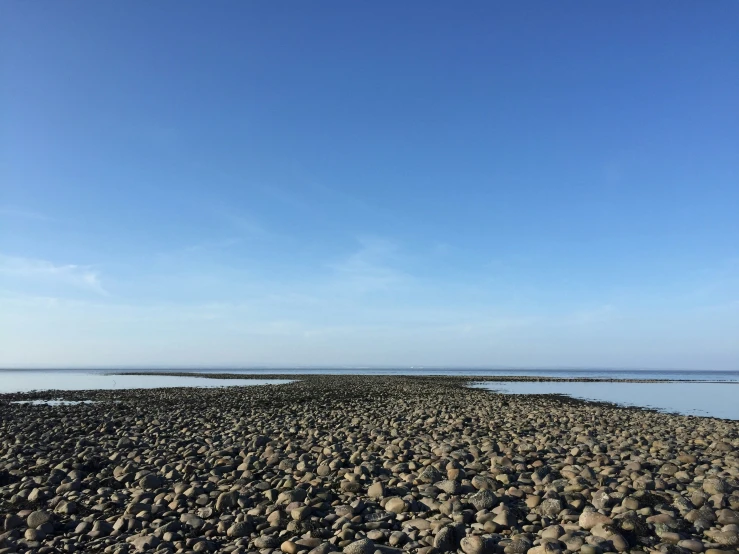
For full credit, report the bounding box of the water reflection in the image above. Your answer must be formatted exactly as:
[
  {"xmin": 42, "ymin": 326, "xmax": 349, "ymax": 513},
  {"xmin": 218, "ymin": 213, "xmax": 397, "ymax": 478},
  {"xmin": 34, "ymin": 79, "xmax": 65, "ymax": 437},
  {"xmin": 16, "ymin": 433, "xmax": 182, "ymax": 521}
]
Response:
[
  {"xmin": 471, "ymin": 381, "xmax": 739, "ymax": 420},
  {"xmin": 0, "ymin": 371, "xmax": 291, "ymax": 394}
]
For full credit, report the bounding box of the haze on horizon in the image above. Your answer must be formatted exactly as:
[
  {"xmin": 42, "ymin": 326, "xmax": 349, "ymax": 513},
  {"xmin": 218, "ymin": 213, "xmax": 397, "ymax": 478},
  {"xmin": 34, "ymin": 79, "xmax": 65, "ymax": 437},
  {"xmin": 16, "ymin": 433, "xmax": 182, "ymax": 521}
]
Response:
[{"xmin": 1, "ymin": 2, "xmax": 738, "ymax": 370}]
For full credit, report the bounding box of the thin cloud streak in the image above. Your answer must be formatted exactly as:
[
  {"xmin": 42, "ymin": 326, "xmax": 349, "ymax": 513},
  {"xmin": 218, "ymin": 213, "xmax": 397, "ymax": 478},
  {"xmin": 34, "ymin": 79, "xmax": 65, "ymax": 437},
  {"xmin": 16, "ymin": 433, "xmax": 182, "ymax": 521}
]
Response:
[
  {"xmin": 0, "ymin": 254, "xmax": 108, "ymax": 296},
  {"xmin": 328, "ymin": 236, "xmax": 409, "ymax": 293}
]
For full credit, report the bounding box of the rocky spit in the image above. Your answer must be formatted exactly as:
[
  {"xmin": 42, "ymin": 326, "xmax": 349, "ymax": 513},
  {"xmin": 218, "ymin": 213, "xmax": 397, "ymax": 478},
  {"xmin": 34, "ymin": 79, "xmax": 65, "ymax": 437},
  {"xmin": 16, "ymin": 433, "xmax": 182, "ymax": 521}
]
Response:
[{"xmin": 0, "ymin": 375, "xmax": 737, "ymax": 554}]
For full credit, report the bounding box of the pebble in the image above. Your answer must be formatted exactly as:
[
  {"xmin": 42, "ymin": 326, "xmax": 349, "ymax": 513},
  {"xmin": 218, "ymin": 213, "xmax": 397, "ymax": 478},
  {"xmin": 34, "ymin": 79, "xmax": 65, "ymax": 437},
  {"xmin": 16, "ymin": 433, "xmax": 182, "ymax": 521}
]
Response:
[
  {"xmin": 26, "ymin": 510, "xmax": 52, "ymax": 529},
  {"xmin": 0, "ymin": 374, "xmax": 737, "ymax": 554},
  {"xmin": 343, "ymin": 538, "xmax": 375, "ymax": 554},
  {"xmin": 460, "ymin": 535, "xmax": 492, "ymax": 554}
]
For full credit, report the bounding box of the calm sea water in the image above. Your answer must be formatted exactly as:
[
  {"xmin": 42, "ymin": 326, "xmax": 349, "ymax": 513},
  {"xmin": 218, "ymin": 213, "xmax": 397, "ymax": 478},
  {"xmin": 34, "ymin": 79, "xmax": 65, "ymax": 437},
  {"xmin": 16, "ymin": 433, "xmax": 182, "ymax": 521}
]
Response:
[
  {"xmin": 6, "ymin": 367, "xmax": 735, "ymax": 379},
  {"xmin": 471, "ymin": 380, "xmax": 739, "ymax": 420},
  {"xmin": 1, "ymin": 368, "xmax": 737, "ymax": 419},
  {"xmin": 0, "ymin": 371, "xmax": 289, "ymax": 394}
]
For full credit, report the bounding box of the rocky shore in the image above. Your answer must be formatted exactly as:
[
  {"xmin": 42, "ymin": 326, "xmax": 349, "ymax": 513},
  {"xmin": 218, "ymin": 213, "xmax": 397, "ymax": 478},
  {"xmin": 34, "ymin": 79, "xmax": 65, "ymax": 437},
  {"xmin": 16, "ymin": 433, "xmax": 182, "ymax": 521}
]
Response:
[{"xmin": 1, "ymin": 375, "xmax": 737, "ymax": 554}]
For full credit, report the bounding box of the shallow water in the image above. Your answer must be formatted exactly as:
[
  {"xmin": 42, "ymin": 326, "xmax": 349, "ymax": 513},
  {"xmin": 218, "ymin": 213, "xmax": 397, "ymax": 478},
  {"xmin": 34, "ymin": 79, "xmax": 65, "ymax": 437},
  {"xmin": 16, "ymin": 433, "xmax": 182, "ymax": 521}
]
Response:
[
  {"xmin": 2, "ymin": 368, "xmax": 737, "ymax": 419},
  {"xmin": 0, "ymin": 371, "xmax": 290, "ymax": 394},
  {"xmin": 471, "ymin": 381, "xmax": 739, "ymax": 420},
  {"xmin": 5, "ymin": 367, "xmax": 738, "ymax": 380}
]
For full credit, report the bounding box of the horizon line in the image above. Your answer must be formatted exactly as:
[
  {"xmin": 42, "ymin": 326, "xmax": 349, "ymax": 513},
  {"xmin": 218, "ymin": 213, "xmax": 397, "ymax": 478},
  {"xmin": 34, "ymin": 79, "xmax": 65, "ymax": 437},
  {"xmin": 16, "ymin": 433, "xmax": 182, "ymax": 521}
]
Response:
[{"xmin": 0, "ymin": 364, "xmax": 736, "ymax": 372}]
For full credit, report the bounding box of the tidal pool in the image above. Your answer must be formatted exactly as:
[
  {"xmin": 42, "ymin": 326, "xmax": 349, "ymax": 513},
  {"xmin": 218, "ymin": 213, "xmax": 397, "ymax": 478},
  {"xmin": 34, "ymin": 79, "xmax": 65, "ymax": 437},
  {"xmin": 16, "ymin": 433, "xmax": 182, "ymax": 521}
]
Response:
[
  {"xmin": 471, "ymin": 380, "xmax": 739, "ymax": 420},
  {"xmin": 0, "ymin": 370, "xmax": 291, "ymax": 393}
]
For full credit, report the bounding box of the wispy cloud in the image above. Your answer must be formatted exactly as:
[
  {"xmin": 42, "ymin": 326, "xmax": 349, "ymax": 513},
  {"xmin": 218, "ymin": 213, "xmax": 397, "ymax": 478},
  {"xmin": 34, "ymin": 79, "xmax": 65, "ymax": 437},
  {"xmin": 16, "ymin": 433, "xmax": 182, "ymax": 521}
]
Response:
[
  {"xmin": 564, "ymin": 304, "xmax": 617, "ymax": 325},
  {"xmin": 0, "ymin": 254, "xmax": 108, "ymax": 295},
  {"xmin": 329, "ymin": 236, "xmax": 409, "ymax": 292},
  {"xmin": 0, "ymin": 206, "xmax": 52, "ymax": 221}
]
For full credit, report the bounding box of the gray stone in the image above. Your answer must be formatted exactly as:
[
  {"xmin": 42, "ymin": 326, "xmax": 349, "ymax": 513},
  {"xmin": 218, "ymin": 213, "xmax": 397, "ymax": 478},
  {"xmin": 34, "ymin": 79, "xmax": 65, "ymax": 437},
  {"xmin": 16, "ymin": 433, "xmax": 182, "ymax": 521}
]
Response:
[
  {"xmin": 385, "ymin": 497, "xmax": 407, "ymax": 514},
  {"xmin": 343, "ymin": 539, "xmax": 375, "ymax": 554},
  {"xmin": 216, "ymin": 490, "xmax": 239, "ymax": 512},
  {"xmin": 26, "ymin": 510, "xmax": 52, "ymax": 529},
  {"xmin": 227, "ymin": 521, "xmax": 253, "ymax": 538},
  {"xmin": 130, "ymin": 534, "xmax": 161, "ymax": 551},
  {"xmin": 579, "ymin": 511, "xmax": 612, "ymax": 530},
  {"xmin": 139, "ymin": 473, "xmax": 162, "ymax": 490},
  {"xmin": 434, "ymin": 526, "xmax": 457, "ymax": 552},
  {"xmin": 539, "ymin": 498, "xmax": 563, "ymax": 518},
  {"xmin": 469, "ymin": 489, "xmax": 498, "ymax": 511},
  {"xmin": 460, "ymin": 535, "xmax": 492, "ymax": 554}
]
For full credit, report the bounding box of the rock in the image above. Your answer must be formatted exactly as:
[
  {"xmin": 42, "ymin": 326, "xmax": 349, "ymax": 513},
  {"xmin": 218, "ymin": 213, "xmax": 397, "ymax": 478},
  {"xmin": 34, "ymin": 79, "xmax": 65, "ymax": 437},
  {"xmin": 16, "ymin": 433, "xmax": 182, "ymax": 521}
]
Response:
[
  {"xmin": 541, "ymin": 525, "xmax": 564, "ymax": 539},
  {"xmin": 291, "ymin": 506, "xmax": 311, "ymax": 521},
  {"xmin": 343, "ymin": 539, "xmax": 375, "ymax": 554},
  {"xmin": 493, "ymin": 510, "xmax": 516, "ymax": 528},
  {"xmin": 471, "ymin": 475, "xmax": 497, "ymax": 490},
  {"xmin": 227, "ymin": 521, "xmax": 252, "ymax": 538},
  {"xmin": 418, "ymin": 465, "xmax": 443, "ymax": 483},
  {"xmin": 54, "ymin": 500, "xmax": 77, "ymax": 514},
  {"xmin": 4, "ymin": 514, "xmax": 23, "ymax": 530},
  {"xmin": 460, "ymin": 535, "xmax": 492, "ymax": 554},
  {"xmin": 434, "ymin": 526, "xmax": 457, "ymax": 552},
  {"xmin": 709, "ymin": 531, "xmax": 738, "ymax": 547},
  {"xmin": 469, "ymin": 489, "xmax": 498, "ymax": 511},
  {"xmin": 56, "ymin": 479, "xmax": 80, "ymax": 494},
  {"xmin": 139, "ymin": 473, "xmax": 162, "ymax": 489},
  {"xmin": 368, "ymin": 482, "xmax": 386, "ymax": 498},
  {"xmin": 130, "ymin": 534, "xmax": 161, "ymax": 551},
  {"xmin": 539, "ymin": 498, "xmax": 563, "ymax": 518},
  {"xmin": 437, "ymin": 480, "xmax": 460, "ymax": 494},
  {"xmin": 181, "ymin": 513, "xmax": 205, "ymax": 530},
  {"xmin": 25, "ymin": 527, "xmax": 46, "ymax": 541},
  {"xmin": 254, "ymin": 536, "xmax": 280, "ymax": 549},
  {"xmin": 677, "ymin": 540, "xmax": 704, "ymax": 552},
  {"xmin": 717, "ymin": 509, "xmax": 739, "ymax": 525},
  {"xmin": 89, "ymin": 520, "xmax": 113, "ymax": 537},
  {"xmin": 609, "ymin": 532, "xmax": 629, "ymax": 552},
  {"xmin": 592, "ymin": 490, "xmax": 611, "ymax": 510},
  {"xmin": 505, "ymin": 537, "xmax": 532, "ymax": 554},
  {"xmin": 308, "ymin": 543, "xmax": 337, "ymax": 554},
  {"xmin": 405, "ymin": 518, "xmax": 432, "ymax": 530},
  {"xmin": 26, "ymin": 510, "xmax": 52, "ymax": 529},
  {"xmin": 215, "ymin": 490, "xmax": 238, "ymax": 512},
  {"xmin": 703, "ymin": 479, "xmax": 728, "ymax": 495},
  {"xmin": 527, "ymin": 542, "xmax": 562, "ymax": 554},
  {"xmin": 563, "ymin": 535, "xmax": 584, "ymax": 551},
  {"xmin": 282, "ymin": 540, "xmax": 299, "ymax": 554},
  {"xmin": 385, "ymin": 497, "xmax": 408, "ymax": 513},
  {"xmin": 579, "ymin": 511, "xmax": 612, "ymax": 530}
]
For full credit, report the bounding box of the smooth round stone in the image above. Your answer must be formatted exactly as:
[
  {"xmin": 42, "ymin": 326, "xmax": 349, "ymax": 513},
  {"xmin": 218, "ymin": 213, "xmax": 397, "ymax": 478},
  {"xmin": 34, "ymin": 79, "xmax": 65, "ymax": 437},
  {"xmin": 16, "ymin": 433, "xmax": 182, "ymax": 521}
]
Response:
[
  {"xmin": 291, "ymin": 506, "xmax": 311, "ymax": 521},
  {"xmin": 282, "ymin": 540, "xmax": 299, "ymax": 554},
  {"xmin": 27, "ymin": 510, "xmax": 52, "ymax": 529},
  {"xmin": 678, "ymin": 540, "xmax": 704, "ymax": 552},
  {"xmin": 460, "ymin": 535, "xmax": 491, "ymax": 554},
  {"xmin": 343, "ymin": 539, "xmax": 375, "ymax": 554},
  {"xmin": 385, "ymin": 497, "xmax": 408, "ymax": 514}
]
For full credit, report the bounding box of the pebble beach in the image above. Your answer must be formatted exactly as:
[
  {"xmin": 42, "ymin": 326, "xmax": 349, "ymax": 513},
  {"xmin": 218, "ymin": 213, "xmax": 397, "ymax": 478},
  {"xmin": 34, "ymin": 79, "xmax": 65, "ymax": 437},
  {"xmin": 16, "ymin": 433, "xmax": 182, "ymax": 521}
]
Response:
[{"xmin": 1, "ymin": 375, "xmax": 737, "ymax": 554}]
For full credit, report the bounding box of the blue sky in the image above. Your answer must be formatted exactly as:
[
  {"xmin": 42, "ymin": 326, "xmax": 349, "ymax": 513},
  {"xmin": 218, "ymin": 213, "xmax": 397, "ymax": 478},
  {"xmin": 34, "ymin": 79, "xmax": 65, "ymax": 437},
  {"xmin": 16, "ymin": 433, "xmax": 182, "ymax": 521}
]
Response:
[{"xmin": 1, "ymin": 1, "xmax": 738, "ymax": 369}]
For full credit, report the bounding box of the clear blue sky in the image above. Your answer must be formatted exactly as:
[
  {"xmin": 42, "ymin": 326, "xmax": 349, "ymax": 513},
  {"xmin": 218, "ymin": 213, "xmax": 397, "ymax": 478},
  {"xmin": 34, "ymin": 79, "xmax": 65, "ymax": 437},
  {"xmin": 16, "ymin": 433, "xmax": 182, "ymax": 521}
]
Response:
[{"xmin": 2, "ymin": 1, "xmax": 738, "ymax": 369}]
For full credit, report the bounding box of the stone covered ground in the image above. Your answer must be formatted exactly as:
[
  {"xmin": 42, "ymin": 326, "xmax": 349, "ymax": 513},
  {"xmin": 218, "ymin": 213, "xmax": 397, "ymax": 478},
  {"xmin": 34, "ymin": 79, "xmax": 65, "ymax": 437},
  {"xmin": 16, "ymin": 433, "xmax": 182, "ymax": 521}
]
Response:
[{"xmin": 0, "ymin": 375, "xmax": 737, "ymax": 554}]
